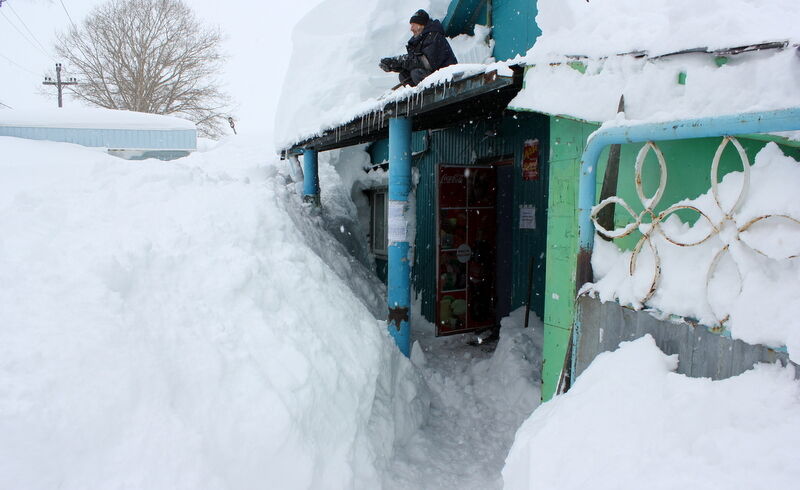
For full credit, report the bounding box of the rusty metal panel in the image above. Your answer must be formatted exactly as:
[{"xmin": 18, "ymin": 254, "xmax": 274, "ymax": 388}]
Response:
[{"xmin": 576, "ymin": 296, "xmax": 799, "ymax": 380}]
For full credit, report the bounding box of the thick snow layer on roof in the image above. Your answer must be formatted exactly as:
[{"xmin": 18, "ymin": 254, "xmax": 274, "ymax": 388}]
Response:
[
  {"xmin": 585, "ymin": 143, "xmax": 800, "ymax": 362},
  {"xmin": 531, "ymin": 0, "xmax": 800, "ymax": 60},
  {"xmin": 0, "ymin": 108, "xmax": 196, "ymax": 130},
  {"xmin": 275, "ymin": 0, "xmax": 498, "ymax": 149},
  {"xmin": 0, "ymin": 135, "xmax": 424, "ymax": 489},
  {"xmin": 510, "ymin": 48, "xmax": 800, "ymax": 123},
  {"xmin": 510, "ymin": 0, "xmax": 800, "ymax": 123},
  {"xmin": 503, "ymin": 335, "xmax": 800, "ymax": 489}
]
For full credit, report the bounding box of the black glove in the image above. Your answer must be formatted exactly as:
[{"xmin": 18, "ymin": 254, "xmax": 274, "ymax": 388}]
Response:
[{"xmin": 380, "ymin": 57, "xmax": 397, "ymax": 72}]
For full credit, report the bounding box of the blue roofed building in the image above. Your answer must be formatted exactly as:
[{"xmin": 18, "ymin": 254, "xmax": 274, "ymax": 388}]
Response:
[{"xmin": 0, "ymin": 108, "xmax": 197, "ymax": 161}]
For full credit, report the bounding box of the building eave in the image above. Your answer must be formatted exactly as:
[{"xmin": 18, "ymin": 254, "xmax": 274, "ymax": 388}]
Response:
[{"xmin": 283, "ymin": 65, "xmax": 525, "ymax": 156}]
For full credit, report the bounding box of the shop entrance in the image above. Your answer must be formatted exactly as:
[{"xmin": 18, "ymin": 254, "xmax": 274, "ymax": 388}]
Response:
[{"xmin": 436, "ymin": 164, "xmax": 499, "ymax": 336}]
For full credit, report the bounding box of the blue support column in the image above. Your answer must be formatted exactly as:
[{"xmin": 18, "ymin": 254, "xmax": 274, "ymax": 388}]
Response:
[
  {"xmin": 302, "ymin": 149, "xmax": 320, "ymax": 206},
  {"xmin": 387, "ymin": 117, "xmax": 412, "ymax": 356}
]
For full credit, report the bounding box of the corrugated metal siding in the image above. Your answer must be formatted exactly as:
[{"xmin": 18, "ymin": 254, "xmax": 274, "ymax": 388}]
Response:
[
  {"xmin": 576, "ymin": 296, "xmax": 799, "ymax": 380},
  {"xmin": 0, "ymin": 126, "xmax": 196, "ymax": 150},
  {"xmin": 408, "ymin": 113, "xmax": 550, "ymax": 322}
]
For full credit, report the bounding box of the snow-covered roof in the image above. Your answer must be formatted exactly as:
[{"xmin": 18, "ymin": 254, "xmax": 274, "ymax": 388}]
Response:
[
  {"xmin": 275, "ymin": 0, "xmax": 499, "ymax": 150},
  {"xmin": 509, "ymin": 0, "xmax": 800, "ymax": 123},
  {"xmin": 0, "ymin": 108, "xmax": 196, "ymax": 131}
]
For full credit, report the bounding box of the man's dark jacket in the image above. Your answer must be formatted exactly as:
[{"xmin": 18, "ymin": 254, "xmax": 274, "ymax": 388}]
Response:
[{"xmin": 406, "ymin": 19, "xmax": 457, "ymax": 72}]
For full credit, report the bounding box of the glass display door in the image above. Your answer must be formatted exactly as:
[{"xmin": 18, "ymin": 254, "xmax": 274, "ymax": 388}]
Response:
[{"xmin": 436, "ymin": 165, "xmax": 497, "ymax": 336}]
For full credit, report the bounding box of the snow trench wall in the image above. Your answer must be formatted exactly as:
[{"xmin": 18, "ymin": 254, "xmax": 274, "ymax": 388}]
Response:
[{"xmin": 575, "ymin": 296, "xmax": 800, "ymax": 380}]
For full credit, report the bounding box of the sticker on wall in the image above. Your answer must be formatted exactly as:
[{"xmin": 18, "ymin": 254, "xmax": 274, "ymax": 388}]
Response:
[
  {"xmin": 522, "ymin": 139, "xmax": 540, "ymax": 181},
  {"xmin": 519, "ymin": 205, "xmax": 536, "ymax": 230},
  {"xmin": 388, "ymin": 200, "xmax": 407, "ymax": 243}
]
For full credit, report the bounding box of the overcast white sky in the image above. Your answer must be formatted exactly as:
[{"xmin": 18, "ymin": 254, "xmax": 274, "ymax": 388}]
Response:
[{"xmin": 0, "ymin": 0, "xmax": 325, "ymax": 137}]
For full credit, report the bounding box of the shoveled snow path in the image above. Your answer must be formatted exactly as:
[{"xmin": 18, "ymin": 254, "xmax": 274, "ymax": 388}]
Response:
[{"xmin": 384, "ymin": 309, "xmax": 542, "ymax": 490}]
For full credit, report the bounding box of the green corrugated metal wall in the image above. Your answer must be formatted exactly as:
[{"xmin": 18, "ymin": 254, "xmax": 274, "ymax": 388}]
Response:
[{"xmin": 371, "ymin": 113, "xmax": 550, "ymax": 324}]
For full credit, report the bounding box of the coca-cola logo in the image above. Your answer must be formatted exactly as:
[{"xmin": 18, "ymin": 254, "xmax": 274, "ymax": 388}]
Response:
[{"xmin": 440, "ymin": 174, "xmax": 464, "ymax": 184}]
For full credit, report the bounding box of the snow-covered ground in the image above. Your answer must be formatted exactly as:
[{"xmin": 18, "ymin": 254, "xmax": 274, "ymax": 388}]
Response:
[
  {"xmin": 2, "ymin": 133, "xmax": 799, "ymax": 490},
  {"xmin": 504, "ymin": 335, "xmax": 800, "ymax": 490},
  {"xmin": 0, "ymin": 135, "xmax": 426, "ymax": 489},
  {"xmin": 387, "ymin": 307, "xmax": 541, "ymax": 490},
  {"xmin": 0, "ymin": 134, "xmax": 541, "ymax": 489}
]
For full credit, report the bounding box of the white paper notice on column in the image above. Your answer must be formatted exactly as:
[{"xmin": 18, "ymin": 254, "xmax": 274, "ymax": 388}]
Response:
[
  {"xmin": 388, "ymin": 200, "xmax": 408, "ymax": 243},
  {"xmin": 519, "ymin": 205, "xmax": 536, "ymax": 229}
]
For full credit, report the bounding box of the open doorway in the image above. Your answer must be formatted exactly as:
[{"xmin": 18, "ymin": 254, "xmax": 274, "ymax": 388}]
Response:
[{"xmin": 435, "ymin": 159, "xmax": 513, "ymax": 336}]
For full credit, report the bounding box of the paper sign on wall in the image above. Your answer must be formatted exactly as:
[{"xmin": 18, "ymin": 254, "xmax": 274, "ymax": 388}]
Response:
[
  {"xmin": 388, "ymin": 200, "xmax": 408, "ymax": 243},
  {"xmin": 519, "ymin": 205, "xmax": 536, "ymax": 230},
  {"xmin": 522, "ymin": 139, "xmax": 540, "ymax": 181}
]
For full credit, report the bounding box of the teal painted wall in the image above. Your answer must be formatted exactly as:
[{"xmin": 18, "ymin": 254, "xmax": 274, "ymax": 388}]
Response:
[
  {"xmin": 370, "ymin": 113, "xmax": 550, "ymax": 323},
  {"xmin": 442, "ymin": 0, "xmax": 541, "ymax": 63},
  {"xmin": 491, "ymin": 0, "xmax": 540, "ymax": 61}
]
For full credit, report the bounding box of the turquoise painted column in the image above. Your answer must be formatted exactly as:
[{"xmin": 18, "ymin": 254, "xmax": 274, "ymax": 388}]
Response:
[
  {"xmin": 387, "ymin": 117, "xmax": 412, "ymax": 356},
  {"xmin": 302, "ymin": 149, "xmax": 320, "ymax": 206}
]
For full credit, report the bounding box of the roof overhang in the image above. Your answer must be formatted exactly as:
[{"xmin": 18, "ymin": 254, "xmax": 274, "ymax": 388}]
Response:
[{"xmin": 284, "ymin": 65, "xmax": 524, "ymax": 156}]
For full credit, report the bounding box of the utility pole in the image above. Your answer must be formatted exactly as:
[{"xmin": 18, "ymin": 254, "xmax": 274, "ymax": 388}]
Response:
[{"xmin": 42, "ymin": 63, "xmax": 77, "ymax": 108}]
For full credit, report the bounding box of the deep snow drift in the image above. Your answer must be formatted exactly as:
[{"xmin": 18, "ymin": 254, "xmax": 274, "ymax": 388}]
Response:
[
  {"xmin": 585, "ymin": 143, "xmax": 800, "ymax": 362},
  {"xmin": 274, "ymin": 0, "xmax": 498, "ymax": 149},
  {"xmin": 0, "ymin": 135, "xmax": 543, "ymax": 490},
  {"xmin": 0, "ymin": 136, "xmax": 426, "ymax": 489},
  {"xmin": 503, "ymin": 335, "xmax": 800, "ymax": 490}
]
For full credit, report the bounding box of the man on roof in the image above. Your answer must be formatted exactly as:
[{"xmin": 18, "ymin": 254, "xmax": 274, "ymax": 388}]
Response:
[{"xmin": 379, "ymin": 9, "xmax": 458, "ymax": 87}]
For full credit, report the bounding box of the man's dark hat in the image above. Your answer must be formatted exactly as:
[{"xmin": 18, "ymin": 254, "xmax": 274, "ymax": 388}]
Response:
[{"xmin": 410, "ymin": 9, "xmax": 430, "ymax": 25}]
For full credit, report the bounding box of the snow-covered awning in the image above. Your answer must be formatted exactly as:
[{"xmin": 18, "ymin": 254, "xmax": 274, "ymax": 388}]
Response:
[{"xmin": 283, "ymin": 64, "xmax": 522, "ymax": 155}]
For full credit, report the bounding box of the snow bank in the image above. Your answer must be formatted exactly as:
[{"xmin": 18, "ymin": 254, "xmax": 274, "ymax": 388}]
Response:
[
  {"xmin": 0, "ymin": 135, "xmax": 426, "ymax": 489},
  {"xmin": 510, "ymin": 0, "xmax": 800, "ymax": 123},
  {"xmin": 531, "ymin": 0, "xmax": 800, "ymax": 60},
  {"xmin": 275, "ymin": 0, "xmax": 498, "ymax": 149},
  {"xmin": 0, "ymin": 108, "xmax": 196, "ymax": 130},
  {"xmin": 586, "ymin": 143, "xmax": 800, "ymax": 362},
  {"xmin": 503, "ymin": 335, "xmax": 800, "ymax": 490}
]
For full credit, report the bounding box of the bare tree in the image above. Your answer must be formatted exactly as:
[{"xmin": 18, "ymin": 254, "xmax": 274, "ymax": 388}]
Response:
[{"xmin": 56, "ymin": 0, "xmax": 231, "ymax": 138}]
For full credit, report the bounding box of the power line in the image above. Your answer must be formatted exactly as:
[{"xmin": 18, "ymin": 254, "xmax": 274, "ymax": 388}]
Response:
[
  {"xmin": 0, "ymin": 101, "xmax": 14, "ymax": 109},
  {"xmin": 0, "ymin": 9, "xmax": 54, "ymax": 61},
  {"xmin": 0, "ymin": 51, "xmax": 40, "ymax": 77},
  {"xmin": 57, "ymin": 0, "xmax": 77, "ymax": 29},
  {"xmin": 7, "ymin": 1, "xmax": 56, "ymax": 61}
]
